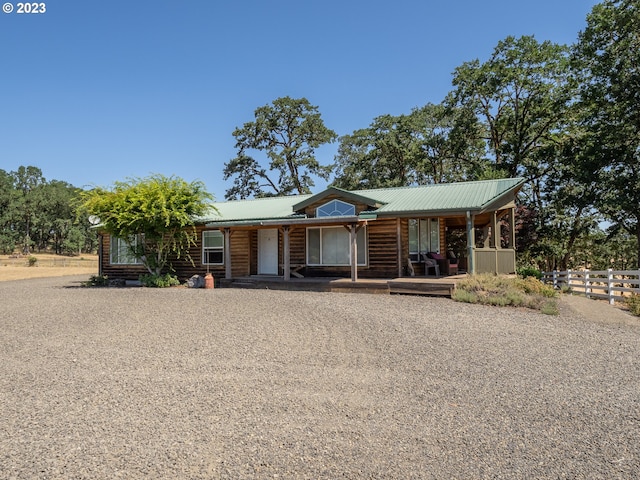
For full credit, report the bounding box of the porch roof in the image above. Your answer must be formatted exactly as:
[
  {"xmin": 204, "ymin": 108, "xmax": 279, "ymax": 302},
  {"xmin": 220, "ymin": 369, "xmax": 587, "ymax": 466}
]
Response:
[{"xmin": 199, "ymin": 177, "xmax": 525, "ymax": 227}]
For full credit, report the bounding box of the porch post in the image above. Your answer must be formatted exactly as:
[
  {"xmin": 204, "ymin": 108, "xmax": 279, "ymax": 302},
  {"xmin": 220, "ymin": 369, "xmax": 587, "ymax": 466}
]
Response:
[
  {"xmin": 466, "ymin": 211, "xmax": 475, "ymax": 274},
  {"xmin": 396, "ymin": 218, "xmax": 402, "ymax": 277},
  {"xmin": 491, "ymin": 211, "xmax": 499, "ymax": 273},
  {"xmin": 224, "ymin": 228, "xmax": 232, "ymax": 280},
  {"xmin": 509, "ymin": 207, "xmax": 516, "ymax": 250},
  {"xmin": 350, "ymin": 223, "xmax": 358, "ymax": 282},
  {"xmin": 283, "ymin": 226, "xmax": 290, "ymax": 281},
  {"xmin": 491, "ymin": 211, "xmax": 499, "ymax": 249}
]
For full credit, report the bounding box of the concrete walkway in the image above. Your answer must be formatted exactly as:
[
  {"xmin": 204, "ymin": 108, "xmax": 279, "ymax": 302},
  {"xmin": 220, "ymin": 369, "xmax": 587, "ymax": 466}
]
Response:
[{"xmin": 560, "ymin": 293, "xmax": 639, "ymax": 326}]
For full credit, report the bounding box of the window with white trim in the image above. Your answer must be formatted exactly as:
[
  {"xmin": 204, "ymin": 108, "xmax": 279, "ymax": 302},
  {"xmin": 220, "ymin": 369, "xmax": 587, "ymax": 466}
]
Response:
[
  {"xmin": 307, "ymin": 226, "xmax": 367, "ymax": 266},
  {"xmin": 316, "ymin": 199, "xmax": 356, "ymax": 217},
  {"xmin": 203, "ymin": 230, "xmax": 224, "ymax": 265},
  {"xmin": 408, "ymin": 218, "xmax": 439, "ymax": 262},
  {"xmin": 110, "ymin": 235, "xmax": 143, "ymax": 265}
]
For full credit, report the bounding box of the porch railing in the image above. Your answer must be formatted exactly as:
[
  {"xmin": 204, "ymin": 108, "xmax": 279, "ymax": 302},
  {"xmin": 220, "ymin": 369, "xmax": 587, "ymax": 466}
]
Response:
[{"xmin": 473, "ymin": 248, "xmax": 516, "ymax": 275}]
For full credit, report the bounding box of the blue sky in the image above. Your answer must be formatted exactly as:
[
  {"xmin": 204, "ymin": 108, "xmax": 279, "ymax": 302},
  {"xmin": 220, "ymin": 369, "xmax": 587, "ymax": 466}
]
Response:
[{"xmin": 1, "ymin": 0, "xmax": 599, "ymax": 199}]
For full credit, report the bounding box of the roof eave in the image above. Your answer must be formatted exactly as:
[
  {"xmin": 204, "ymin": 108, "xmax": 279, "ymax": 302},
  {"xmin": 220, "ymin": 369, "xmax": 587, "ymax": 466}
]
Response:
[{"xmin": 205, "ymin": 215, "xmax": 370, "ymax": 228}]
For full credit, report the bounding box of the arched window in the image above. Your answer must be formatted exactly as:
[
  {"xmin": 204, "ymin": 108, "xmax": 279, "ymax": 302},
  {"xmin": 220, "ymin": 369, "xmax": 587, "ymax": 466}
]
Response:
[{"xmin": 316, "ymin": 199, "xmax": 355, "ymax": 217}]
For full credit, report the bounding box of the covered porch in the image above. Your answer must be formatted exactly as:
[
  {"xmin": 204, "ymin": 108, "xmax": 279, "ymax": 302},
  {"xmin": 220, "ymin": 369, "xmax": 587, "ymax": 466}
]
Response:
[
  {"xmin": 444, "ymin": 206, "xmax": 517, "ymax": 276},
  {"xmin": 220, "ymin": 274, "xmax": 465, "ymax": 297}
]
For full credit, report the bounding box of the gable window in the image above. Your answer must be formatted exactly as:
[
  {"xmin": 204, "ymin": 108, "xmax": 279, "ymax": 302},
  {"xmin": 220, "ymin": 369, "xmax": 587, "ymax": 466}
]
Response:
[
  {"xmin": 409, "ymin": 218, "xmax": 439, "ymax": 262},
  {"xmin": 316, "ymin": 199, "xmax": 356, "ymax": 217},
  {"xmin": 307, "ymin": 226, "xmax": 366, "ymax": 266},
  {"xmin": 110, "ymin": 235, "xmax": 143, "ymax": 265},
  {"xmin": 203, "ymin": 230, "xmax": 224, "ymax": 265}
]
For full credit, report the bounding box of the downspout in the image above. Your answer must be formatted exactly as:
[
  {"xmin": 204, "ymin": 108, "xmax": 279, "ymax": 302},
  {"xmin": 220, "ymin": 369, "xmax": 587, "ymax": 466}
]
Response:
[{"xmin": 466, "ymin": 211, "xmax": 475, "ymax": 274}]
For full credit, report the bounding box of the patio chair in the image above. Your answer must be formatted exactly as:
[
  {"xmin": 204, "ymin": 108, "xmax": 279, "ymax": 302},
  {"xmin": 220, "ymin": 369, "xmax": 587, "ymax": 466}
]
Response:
[
  {"xmin": 427, "ymin": 251, "xmax": 458, "ymax": 276},
  {"xmin": 421, "ymin": 254, "xmax": 440, "ymax": 277}
]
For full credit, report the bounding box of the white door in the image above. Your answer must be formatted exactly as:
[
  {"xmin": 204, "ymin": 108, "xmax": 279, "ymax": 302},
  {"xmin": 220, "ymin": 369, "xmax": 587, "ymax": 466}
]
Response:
[{"xmin": 258, "ymin": 229, "xmax": 278, "ymax": 275}]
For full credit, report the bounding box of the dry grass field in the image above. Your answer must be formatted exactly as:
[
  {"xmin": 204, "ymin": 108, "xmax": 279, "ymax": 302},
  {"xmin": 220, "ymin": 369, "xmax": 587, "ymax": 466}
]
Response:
[{"xmin": 0, "ymin": 253, "xmax": 98, "ymax": 282}]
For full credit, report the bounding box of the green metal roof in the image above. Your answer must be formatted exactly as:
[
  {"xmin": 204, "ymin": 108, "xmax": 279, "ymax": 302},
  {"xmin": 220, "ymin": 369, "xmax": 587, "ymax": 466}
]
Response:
[
  {"xmin": 357, "ymin": 177, "xmax": 525, "ymax": 215},
  {"xmin": 199, "ymin": 194, "xmax": 311, "ymax": 223},
  {"xmin": 201, "ymin": 178, "xmax": 525, "ymax": 226}
]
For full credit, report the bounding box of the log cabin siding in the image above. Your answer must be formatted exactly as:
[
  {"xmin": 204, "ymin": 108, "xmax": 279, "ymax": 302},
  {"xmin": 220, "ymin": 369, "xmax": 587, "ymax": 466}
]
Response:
[
  {"xmin": 99, "ymin": 216, "xmax": 445, "ymax": 281},
  {"xmin": 229, "ymin": 230, "xmax": 251, "ymax": 277},
  {"xmin": 300, "ymin": 219, "xmax": 400, "ymax": 278},
  {"xmin": 287, "ymin": 227, "xmax": 307, "ymax": 266},
  {"xmin": 366, "ymin": 218, "xmax": 400, "ymax": 278}
]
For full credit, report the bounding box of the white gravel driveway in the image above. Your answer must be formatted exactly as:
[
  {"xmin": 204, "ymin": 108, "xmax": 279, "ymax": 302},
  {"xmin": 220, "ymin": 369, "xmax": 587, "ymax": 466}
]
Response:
[{"xmin": 1, "ymin": 276, "xmax": 638, "ymax": 479}]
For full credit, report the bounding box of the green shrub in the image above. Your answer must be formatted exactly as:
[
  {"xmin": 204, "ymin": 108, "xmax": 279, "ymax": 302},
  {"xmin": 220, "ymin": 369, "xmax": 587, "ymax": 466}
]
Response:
[
  {"xmin": 540, "ymin": 300, "xmax": 559, "ymax": 316},
  {"xmin": 560, "ymin": 284, "xmax": 572, "ymax": 294},
  {"xmin": 516, "ymin": 276, "xmax": 556, "ymax": 298},
  {"xmin": 454, "ymin": 274, "xmax": 558, "ymax": 315},
  {"xmin": 627, "ymin": 295, "xmax": 640, "ymax": 317},
  {"xmin": 139, "ymin": 273, "xmax": 180, "ymax": 288},
  {"xmin": 84, "ymin": 274, "xmax": 109, "ymax": 287},
  {"xmin": 451, "ymin": 289, "xmax": 479, "ymax": 304},
  {"xmin": 28, "ymin": 256, "xmax": 38, "ymax": 267},
  {"xmin": 517, "ymin": 266, "xmax": 542, "ymax": 279}
]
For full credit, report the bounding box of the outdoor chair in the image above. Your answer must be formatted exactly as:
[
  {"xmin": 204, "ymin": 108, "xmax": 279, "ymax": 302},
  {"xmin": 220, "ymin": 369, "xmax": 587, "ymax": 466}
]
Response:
[
  {"xmin": 427, "ymin": 251, "xmax": 458, "ymax": 276},
  {"xmin": 422, "ymin": 254, "xmax": 440, "ymax": 276}
]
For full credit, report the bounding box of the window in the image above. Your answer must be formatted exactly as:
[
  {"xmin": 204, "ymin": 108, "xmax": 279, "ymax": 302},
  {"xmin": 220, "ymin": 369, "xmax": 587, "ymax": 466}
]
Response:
[
  {"xmin": 408, "ymin": 218, "xmax": 439, "ymax": 262},
  {"xmin": 307, "ymin": 226, "xmax": 367, "ymax": 266},
  {"xmin": 316, "ymin": 199, "xmax": 355, "ymax": 217},
  {"xmin": 203, "ymin": 230, "xmax": 224, "ymax": 265},
  {"xmin": 110, "ymin": 235, "xmax": 143, "ymax": 265}
]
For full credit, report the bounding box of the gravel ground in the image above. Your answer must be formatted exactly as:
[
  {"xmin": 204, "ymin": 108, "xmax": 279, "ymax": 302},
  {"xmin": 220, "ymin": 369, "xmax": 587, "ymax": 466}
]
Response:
[{"xmin": 1, "ymin": 276, "xmax": 639, "ymax": 479}]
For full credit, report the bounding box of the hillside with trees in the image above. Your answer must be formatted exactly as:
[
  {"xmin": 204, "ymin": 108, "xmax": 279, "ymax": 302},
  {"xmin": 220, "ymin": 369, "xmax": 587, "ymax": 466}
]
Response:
[{"xmin": 0, "ymin": 166, "xmax": 97, "ymax": 255}]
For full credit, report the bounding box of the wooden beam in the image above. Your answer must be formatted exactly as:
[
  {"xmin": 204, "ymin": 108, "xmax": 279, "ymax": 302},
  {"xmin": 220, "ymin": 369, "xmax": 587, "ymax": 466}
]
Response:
[
  {"xmin": 350, "ymin": 223, "xmax": 358, "ymax": 282},
  {"xmin": 510, "ymin": 207, "xmax": 516, "ymax": 250},
  {"xmin": 283, "ymin": 226, "xmax": 290, "ymax": 281},
  {"xmin": 466, "ymin": 211, "xmax": 475, "ymax": 274},
  {"xmin": 491, "ymin": 211, "xmax": 499, "ymax": 250},
  {"xmin": 224, "ymin": 228, "xmax": 232, "ymax": 279},
  {"xmin": 397, "ymin": 218, "xmax": 403, "ymax": 277}
]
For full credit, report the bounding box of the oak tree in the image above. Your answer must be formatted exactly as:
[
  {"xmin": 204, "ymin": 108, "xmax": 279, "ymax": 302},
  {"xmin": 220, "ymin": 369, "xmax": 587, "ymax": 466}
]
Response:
[{"xmin": 223, "ymin": 96, "xmax": 337, "ymax": 199}]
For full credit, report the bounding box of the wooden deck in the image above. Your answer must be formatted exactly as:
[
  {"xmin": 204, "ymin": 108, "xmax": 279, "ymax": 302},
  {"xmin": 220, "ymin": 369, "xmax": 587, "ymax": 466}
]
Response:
[{"xmin": 220, "ymin": 275, "xmax": 466, "ymax": 297}]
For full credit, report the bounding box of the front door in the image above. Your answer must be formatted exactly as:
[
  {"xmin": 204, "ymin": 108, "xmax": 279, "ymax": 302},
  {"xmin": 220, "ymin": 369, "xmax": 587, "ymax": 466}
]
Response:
[{"xmin": 258, "ymin": 229, "xmax": 278, "ymax": 275}]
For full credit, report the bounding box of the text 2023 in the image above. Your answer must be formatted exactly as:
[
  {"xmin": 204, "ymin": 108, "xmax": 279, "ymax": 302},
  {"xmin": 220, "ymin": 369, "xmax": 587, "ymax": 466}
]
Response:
[{"xmin": 17, "ymin": 2, "xmax": 46, "ymax": 13}]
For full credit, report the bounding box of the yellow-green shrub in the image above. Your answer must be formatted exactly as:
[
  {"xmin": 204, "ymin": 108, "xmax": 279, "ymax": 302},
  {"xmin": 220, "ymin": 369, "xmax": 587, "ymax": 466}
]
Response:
[
  {"xmin": 453, "ymin": 274, "xmax": 558, "ymax": 314},
  {"xmin": 627, "ymin": 295, "xmax": 640, "ymax": 317}
]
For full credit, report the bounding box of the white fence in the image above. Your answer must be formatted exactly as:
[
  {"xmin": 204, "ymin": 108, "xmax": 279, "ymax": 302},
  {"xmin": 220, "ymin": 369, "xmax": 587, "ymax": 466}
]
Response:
[{"xmin": 542, "ymin": 269, "xmax": 640, "ymax": 305}]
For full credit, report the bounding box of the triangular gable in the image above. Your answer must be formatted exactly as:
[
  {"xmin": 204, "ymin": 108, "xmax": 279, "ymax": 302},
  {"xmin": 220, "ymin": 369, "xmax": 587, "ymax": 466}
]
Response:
[{"xmin": 292, "ymin": 186, "xmax": 385, "ymax": 213}]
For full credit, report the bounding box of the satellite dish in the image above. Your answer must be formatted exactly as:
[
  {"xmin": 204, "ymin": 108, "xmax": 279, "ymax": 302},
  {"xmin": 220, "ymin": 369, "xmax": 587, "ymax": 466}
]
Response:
[{"xmin": 88, "ymin": 215, "xmax": 101, "ymax": 225}]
